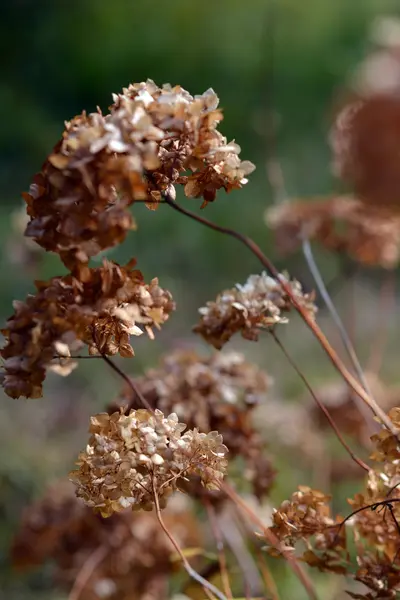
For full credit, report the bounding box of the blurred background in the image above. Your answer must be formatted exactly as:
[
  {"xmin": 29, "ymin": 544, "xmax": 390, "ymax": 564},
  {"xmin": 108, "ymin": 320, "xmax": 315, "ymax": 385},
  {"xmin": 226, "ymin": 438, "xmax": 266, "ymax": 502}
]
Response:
[{"xmin": 1, "ymin": 1, "xmax": 400, "ymax": 598}]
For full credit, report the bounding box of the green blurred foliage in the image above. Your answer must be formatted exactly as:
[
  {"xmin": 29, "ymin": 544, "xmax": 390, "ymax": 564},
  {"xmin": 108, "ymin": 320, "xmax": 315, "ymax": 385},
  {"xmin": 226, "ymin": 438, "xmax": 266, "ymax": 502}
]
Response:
[{"xmin": 1, "ymin": 1, "xmax": 400, "ymax": 598}]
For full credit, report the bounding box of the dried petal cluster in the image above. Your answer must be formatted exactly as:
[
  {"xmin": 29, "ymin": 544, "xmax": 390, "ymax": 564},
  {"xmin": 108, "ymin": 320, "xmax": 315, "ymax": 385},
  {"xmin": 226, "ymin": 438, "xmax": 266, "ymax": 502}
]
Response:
[
  {"xmin": 0, "ymin": 260, "xmax": 174, "ymax": 399},
  {"xmin": 23, "ymin": 80, "xmax": 255, "ymax": 273},
  {"xmin": 12, "ymin": 481, "xmax": 200, "ymax": 600},
  {"xmin": 267, "ymin": 486, "xmax": 334, "ymax": 552},
  {"xmin": 115, "ymin": 349, "xmax": 275, "ymax": 499},
  {"xmin": 266, "ymin": 195, "xmax": 400, "ymax": 269},
  {"xmin": 194, "ymin": 272, "xmax": 316, "ymax": 349},
  {"xmin": 261, "ymin": 433, "xmax": 400, "ymax": 599},
  {"xmin": 70, "ymin": 408, "xmax": 228, "ymax": 516},
  {"xmin": 330, "ymin": 18, "xmax": 400, "ymax": 214}
]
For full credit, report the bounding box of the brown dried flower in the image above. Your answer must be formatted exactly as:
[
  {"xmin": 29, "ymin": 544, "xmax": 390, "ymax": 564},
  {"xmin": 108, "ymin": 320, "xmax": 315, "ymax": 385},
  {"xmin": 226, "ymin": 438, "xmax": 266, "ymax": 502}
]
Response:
[
  {"xmin": 267, "ymin": 486, "xmax": 333, "ymax": 552},
  {"xmin": 330, "ymin": 95, "xmax": 400, "ymax": 213},
  {"xmin": 194, "ymin": 272, "xmax": 316, "ymax": 349},
  {"xmin": 23, "ymin": 80, "xmax": 255, "ymax": 272},
  {"xmin": 12, "ymin": 481, "xmax": 201, "ymax": 600},
  {"xmin": 70, "ymin": 408, "xmax": 228, "ymax": 517},
  {"xmin": 115, "ymin": 349, "xmax": 275, "ymax": 499},
  {"xmin": 0, "ymin": 259, "xmax": 174, "ymax": 399},
  {"xmin": 266, "ymin": 195, "xmax": 400, "ymax": 269}
]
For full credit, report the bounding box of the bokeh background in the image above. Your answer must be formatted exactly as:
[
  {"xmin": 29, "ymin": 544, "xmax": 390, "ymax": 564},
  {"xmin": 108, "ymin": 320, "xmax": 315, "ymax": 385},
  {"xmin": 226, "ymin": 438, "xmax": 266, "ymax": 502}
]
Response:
[{"xmin": 1, "ymin": 1, "xmax": 400, "ymax": 598}]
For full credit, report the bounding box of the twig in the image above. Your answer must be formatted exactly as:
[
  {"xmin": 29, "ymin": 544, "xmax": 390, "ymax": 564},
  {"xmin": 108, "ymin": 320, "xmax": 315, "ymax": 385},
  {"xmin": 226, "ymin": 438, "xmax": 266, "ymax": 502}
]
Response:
[
  {"xmin": 68, "ymin": 545, "xmax": 108, "ymax": 600},
  {"xmin": 152, "ymin": 478, "xmax": 228, "ymax": 600},
  {"xmin": 100, "ymin": 354, "xmax": 153, "ymax": 411},
  {"xmin": 271, "ymin": 331, "xmax": 370, "ymax": 473},
  {"xmin": 205, "ymin": 501, "xmax": 233, "ymax": 600},
  {"xmin": 221, "ymin": 510, "xmax": 264, "ymax": 595},
  {"xmin": 221, "ymin": 482, "xmax": 319, "ymax": 600},
  {"xmin": 302, "ymin": 238, "xmax": 376, "ymax": 431},
  {"xmin": 254, "ymin": 545, "xmax": 280, "ymax": 600},
  {"xmin": 163, "ymin": 194, "xmax": 398, "ymax": 437}
]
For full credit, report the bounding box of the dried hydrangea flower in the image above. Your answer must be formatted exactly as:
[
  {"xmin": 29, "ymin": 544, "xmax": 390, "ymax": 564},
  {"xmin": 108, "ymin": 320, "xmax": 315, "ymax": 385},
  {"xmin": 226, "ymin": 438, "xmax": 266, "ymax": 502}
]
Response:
[
  {"xmin": 266, "ymin": 486, "xmax": 334, "ymax": 552},
  {"xmin": 70, "ymin": 409, "xmax": 228, "ymax": 517},
  {"xmin": 11, "ymin": 481, "xmax": 200, "ymax": 600},
  {"xmin": 265, "ymin": 195, "xmax": 400, "ymax": 269},
  {"xmin": 330, "ymin": 94, "xmax": 400, "ymax": 214},
  {"xmin": 193, "ymin": 272, "xmax": 316, "ymax": 349},
  {"xmin": 113, "ymin": 349, "xmax": 275, "ymax": 499},
  {"xmin": 23, "ymin": 80, "xmax": 255, "ymax": 273},
  {"xmin": 0, "ymin": 259, "xmax": 174, "ymax": 399}
]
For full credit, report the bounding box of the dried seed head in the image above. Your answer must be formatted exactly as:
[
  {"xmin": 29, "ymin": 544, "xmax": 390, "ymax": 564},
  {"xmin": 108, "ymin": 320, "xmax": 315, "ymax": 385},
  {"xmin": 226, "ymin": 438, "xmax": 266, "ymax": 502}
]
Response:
[
  {"xmin": 194, "ymin": 272, "xmax": 316, "ymax": 349},
  {"xmin": 70, "ymin": 408, "xmax": 228, "ymax": 517}
]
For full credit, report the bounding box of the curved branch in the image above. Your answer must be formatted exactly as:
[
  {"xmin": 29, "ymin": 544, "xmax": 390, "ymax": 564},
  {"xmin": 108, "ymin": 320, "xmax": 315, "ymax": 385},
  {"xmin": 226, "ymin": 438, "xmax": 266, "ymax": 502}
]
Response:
[{"xmin": 163, "ymin": 194, "xmax": 398, "ymax": 437}]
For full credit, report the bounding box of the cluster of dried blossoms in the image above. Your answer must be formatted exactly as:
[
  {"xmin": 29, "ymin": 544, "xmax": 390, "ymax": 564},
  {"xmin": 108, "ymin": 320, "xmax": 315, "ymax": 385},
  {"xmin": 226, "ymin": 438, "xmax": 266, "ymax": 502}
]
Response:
[
  {"xmin": 12, "ymin": 481, "xmax": 201, "ymax": 600},
  {"xmin": 194, "ymin": 271, "xmax": 316, "ymax": 349},
  {"xmin": 266, "ymin": 195, "xmax": 400, "ymax": 269},
  {"xmin": 0, "ymin": 259, "xmax": 174, "ymax": 398},
  {"xmin": 258, "ymin": 406, "xmax": 400, "ymax": 599},
  {"xmin": 330, "ymin": 17, "xmax": 400, "ymax": 213},
  {"xmin": 70, "ymin": 408, "xmax": 228, "ymax": 516},
  {"xmin": 114, "ymin": 349, "xmax": 275, "ymax": 499},
  {"xmin": 23, "ymin": 80, "xmax": 254, "ymax": 274},
  {"xmin": 1, "ymin": 79, "xmax": 256, "ymax": 404}
]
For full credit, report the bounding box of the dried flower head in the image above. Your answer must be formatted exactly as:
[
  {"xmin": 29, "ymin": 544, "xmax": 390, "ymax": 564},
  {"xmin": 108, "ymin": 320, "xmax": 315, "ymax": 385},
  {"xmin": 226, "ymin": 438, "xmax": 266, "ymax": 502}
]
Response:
[
  {"xmin": 194, "ymin": 272, "xmax": 316, "ymax": 349},
  {"xmin": 265, "ymin": 195, "xmax": 400, "ymax": 269},
  {"xmin": 267, "ymin": 486, "xmax": 333, "ymax": 552},
  {"xmin": 12, "ymin": 481, "xmax": 201, "ymax": 600},
  {"xmin": 371, "ymin": 408, "xmax": 400, "ymax": 465},
  {"xmin": 350, "ymin": 550, "xmax": 400, "ymax": 600},
  {"xmin": 330, "ymin": 95, "xmax": 400, "ymax": 213},
  {"xmin": 0, "ymin": 259, "xmax": 174, "ymax": 399},
  {"xmin": 23, "ymin": 80, "xmax": 255, "ymax": 272},
  {"xmin": 70, "ymin": 408, "xmax": 228, "ymax": 516},
  {"xmin": 114, "ymin": 349, "xmax": 275, "ymax": 499}
]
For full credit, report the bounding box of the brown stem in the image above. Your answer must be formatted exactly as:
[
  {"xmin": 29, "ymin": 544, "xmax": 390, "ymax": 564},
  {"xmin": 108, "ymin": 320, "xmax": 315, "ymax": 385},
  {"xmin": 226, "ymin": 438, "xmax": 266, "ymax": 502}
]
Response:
[
  {"xmin": 163, "ymin": 195, "xmax": 397, "ymax": 437},
  {"xmin": 100, "ymin": 354, "xmax": 153, "ymax": 412},
  {"xmin": 271, "ymin": 331, "xmax": 370, "ymax": 472},
  {"xmin": 221, "ymin": 482, "xmax": 318, "ymax": 600},
  {"xmin": 205, "ymin": 501, "xmax": 233, "ymax": 600},
  {"xmin": 302, "ymin": 238, "xmax": 376, "ymax": 432},
  {"xmin": 152, "ymin": 478, "xmax": 228, "ymax": 600}
]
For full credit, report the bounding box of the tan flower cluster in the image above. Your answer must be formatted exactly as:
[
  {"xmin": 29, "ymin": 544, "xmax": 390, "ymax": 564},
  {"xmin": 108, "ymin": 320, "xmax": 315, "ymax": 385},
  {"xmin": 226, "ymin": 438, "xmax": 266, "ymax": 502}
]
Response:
[
  {"xmin": 12, "ymin": 481, "xmax": 201, "ymax": 600},
  {"xmin": 371, "ymin": 408, "xmax": 400, "ymax": 464},
  {"xmin": 267, "ymin": 486, "xmax": 333, "ymax": 552},
  {"xmin": 194, "ymin": 272, "xmax": 316, "ymax": 349},
  {"xmin": 350, "ymin": 550, "xmax": 400, "ymax": 600},
  {"xmin": 331, "ymin": 96, "xmax": 400, "ymax": 214},
  {"xmin": 266, "ymin": 195, "xmax": 400, "ymax": 269},
  {"xmin": 70, "ymin": 408, "xmax": 228, "ymax": 516},
  {"xmin": 115, "ymin": 349, "xmax": 275, "ymax": 499},
  {"xmin": 330, "ymin": 17, "xmax": 400, "ymax": 214},
  {"xmin": 348, "ymin": 491, "xmax": 400, "ymax": 560},
  {"xmin": 261, "ymin": 471, "xmax": 400, "ymax": 597},
  {"xmin": 23, "ymin": 80, "xmax": 255, "ymax": 272},
  {"xmin": 0, "ymin": 259, "xmax": 174, "ymax": 399}
]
